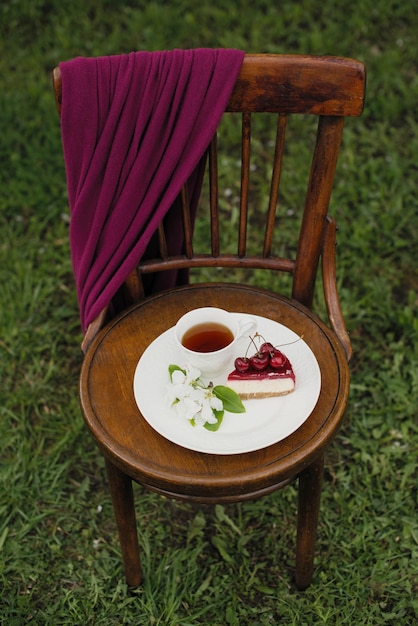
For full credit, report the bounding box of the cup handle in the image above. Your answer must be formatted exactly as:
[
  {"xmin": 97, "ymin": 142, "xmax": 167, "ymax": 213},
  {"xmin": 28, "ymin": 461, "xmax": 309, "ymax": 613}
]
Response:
[{"xmin": 237, "ymin": 317, "xmax": 257, "ymax": 341}]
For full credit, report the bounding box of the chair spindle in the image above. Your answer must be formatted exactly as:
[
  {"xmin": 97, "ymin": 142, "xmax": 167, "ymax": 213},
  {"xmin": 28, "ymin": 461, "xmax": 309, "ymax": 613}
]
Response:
[
  {"xmin": 181, "ymin": 184, "xmax": 194, "ymax": 259},
  {"xmin": 209, "ymin": 135, "xmax": 220, "ymax": 258},
  {"xmin": 263, "ymin": 114, "xmax": 287, "ymax": 258},
  {"xmin": 157, "ymin": 222, "xmax": 168, "ymax": 260},
  {"xmin": 238, "ymin": 112, "xmax": 251, "ymax": 258}
]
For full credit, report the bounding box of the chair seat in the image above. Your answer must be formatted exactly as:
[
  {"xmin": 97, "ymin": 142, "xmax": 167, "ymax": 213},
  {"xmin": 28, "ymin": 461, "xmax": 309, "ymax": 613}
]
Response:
[{"xmin": 80, "ymin": 283, "xmax": 349, "ymax": 503}]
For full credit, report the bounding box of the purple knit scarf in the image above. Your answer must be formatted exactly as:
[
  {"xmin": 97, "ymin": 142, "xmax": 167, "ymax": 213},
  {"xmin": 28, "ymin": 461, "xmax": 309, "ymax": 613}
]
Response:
[{"xmin": 59, "ymin": 49, "xmax": 244, "ymax": 330}]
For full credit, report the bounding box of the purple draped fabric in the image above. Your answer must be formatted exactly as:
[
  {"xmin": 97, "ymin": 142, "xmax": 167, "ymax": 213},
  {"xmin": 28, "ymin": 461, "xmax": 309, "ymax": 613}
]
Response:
[{"xmin": 59, "ymin": 49, "xmax": 244, "ymax": 331}]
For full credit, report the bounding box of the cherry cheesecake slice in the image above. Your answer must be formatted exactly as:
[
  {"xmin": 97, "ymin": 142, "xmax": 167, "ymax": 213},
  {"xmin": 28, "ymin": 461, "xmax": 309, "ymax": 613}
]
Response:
[{"xmin": 227, "ymin": 341, "xmax": 296, "ymax": 400}]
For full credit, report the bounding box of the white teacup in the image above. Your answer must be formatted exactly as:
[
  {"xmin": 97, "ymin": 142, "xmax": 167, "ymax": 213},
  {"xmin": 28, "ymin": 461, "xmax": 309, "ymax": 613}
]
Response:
[{"xmin": 174, "ymin": 307, "xmax": 256, "ymax": 376}]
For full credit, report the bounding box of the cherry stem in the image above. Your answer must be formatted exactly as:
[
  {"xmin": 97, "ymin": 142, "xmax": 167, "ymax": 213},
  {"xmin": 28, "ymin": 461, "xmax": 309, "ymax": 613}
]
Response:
[
  {"xmin": 244, "ymin": 332, "xmax": 266, "ymax": 358},
  {"xmin": 244, "ymin": 332, "xmax": 304, "ymax": 358},
  {"xmin": 274, "ymin": 334, "xmax": 304, "ymax": 348}
]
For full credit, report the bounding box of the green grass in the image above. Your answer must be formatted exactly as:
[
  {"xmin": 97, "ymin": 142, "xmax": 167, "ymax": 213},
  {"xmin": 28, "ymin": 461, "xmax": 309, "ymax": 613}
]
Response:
[{"xmin": 1, "ymin": 0, "xmax": 417, "ymax": 624}]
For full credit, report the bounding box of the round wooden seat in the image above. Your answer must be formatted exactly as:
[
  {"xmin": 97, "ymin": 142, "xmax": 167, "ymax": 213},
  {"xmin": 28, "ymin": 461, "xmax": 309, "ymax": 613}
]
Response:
[{"xmin": 80, "ymin": 284, "xmax": 349, "ymax": 502}]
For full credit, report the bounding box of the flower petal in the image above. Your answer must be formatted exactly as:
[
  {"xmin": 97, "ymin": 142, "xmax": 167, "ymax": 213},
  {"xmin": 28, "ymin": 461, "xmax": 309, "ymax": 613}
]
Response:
[
  {"xmin": 185, "ymin": 364, "xmax": 201, "ymax": 383},
  {"xmin": 209, "ymin": 395, "xmax": 223, "ymax": 411},
  {"xmin": 171, "ymin": 369, "xmax": 186, "ymax": 385}
]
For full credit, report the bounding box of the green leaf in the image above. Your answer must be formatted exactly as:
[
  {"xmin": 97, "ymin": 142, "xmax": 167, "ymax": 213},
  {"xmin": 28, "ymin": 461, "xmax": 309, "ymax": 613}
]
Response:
[
  {"xmin": 168, "ymin": 364, "xmax": 186, "ymax": 380},
  {"xmin": 187, "ymin": 511, "xmax": 206, "ymax": 544},
  {"xmin": 204, "ymin": 409, "xmax": 224, "ymax": 431},
  {"xmin": 215, "ymin": 505, "xmax": 242, "ymax": 535},
  {"xmin": 213, "ymin": 385, "xmax": 246, "ymax": 413},
  {"xmin": 211, "ymin": 535, "xmax": 233, "ymax": 563}
]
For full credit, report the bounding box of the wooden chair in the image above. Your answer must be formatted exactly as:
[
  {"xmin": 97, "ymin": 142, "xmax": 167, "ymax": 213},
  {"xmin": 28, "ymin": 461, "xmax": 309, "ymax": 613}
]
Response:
[{"xmin": 52, "ymin": 54, "xmax": 365, "ymax": 589}]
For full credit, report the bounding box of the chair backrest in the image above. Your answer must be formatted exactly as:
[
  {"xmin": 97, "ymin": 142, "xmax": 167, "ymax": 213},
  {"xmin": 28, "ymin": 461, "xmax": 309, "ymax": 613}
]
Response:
[{"xmin": 53, "ymin": 54, "xmax": 365, "ymax": 314}]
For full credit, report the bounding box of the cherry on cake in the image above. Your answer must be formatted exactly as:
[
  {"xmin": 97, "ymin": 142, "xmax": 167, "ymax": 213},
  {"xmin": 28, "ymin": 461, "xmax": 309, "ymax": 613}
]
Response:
[{"xmin": 227, "ymin": 338, "xmax": 296, "ymax": 400}]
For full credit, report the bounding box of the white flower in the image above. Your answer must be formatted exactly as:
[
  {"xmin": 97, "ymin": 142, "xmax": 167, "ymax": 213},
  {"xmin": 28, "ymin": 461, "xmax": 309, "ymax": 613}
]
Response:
[
  {"xmin": 184, "ymin": 364, "xmax": 201, "ymax": 384},
  {"xmin": 175, "ymin": 396, "xmax": 202, "ymax": 421},
  {"xmin": 167, "ymin": 363, "xmax": 224, "ymax": 428},
  {"xmin": 209, "ymin": 394, "xmax": 223, "ymax": 412},
  {"xmin": 199, "ymin": 400, "xmax": 218, "ymax": 426}
]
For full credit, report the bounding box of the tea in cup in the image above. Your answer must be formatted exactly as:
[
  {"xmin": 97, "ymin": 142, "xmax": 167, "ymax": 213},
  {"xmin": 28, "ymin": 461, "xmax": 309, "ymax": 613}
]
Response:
[{"xmin": 174, "ymin": 307, "xmax": 256, "ymax": 376}]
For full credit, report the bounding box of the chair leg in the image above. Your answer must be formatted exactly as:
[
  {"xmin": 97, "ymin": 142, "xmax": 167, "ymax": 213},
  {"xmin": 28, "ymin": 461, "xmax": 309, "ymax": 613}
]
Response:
[
  {"xmin": 295, "ymin": 453, "xmax": 324, "ymax": 590},
  {"xmin": 105, "ymin": 457, "xmax": 142, "ymax": 587}
]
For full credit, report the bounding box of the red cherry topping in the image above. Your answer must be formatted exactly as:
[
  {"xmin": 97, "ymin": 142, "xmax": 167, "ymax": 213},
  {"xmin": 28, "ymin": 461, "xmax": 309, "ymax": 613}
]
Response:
[
  {"xmin": 234, "ymin": 356, "xmax": 251, "ymax": 373},
  {"xmin": 270, "ymin": 350, "xmax": 286, "ymax": 369},
  {"xmin": 250, "ymin": 352, "xmax": 270, "ymax": 371},
  {"xmin": 259, "ymin": 342, "xmax": 275, "ymax": 356},
  {"xmin": 233, "ymin": 333, "xmax": 298, "ymax": 375}
]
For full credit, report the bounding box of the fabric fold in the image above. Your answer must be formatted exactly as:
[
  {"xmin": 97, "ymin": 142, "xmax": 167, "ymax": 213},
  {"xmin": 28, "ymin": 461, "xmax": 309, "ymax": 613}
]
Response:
[{"xmin": 59, "ymin": 48, "xmax": 245, "ymax": 330}]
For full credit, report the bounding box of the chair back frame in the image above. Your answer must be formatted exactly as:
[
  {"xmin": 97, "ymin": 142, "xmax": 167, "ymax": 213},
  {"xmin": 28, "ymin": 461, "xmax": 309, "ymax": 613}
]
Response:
[{"xmin": 52, "ymin": 54, "xmax": 365, "ymax": 313}]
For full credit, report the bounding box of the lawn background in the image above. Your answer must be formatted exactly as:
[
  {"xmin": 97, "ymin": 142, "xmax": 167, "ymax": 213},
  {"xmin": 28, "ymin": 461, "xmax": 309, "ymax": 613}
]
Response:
[{"xmin": 1, "ymin": 0, "xmax": 417, "ymax": 624}]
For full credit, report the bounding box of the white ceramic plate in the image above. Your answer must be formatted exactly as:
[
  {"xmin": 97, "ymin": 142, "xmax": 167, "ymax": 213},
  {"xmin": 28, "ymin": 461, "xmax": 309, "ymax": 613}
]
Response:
[{"xmin": 133, "ymin": 313, "xmax": 321, "ymax": 454}]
